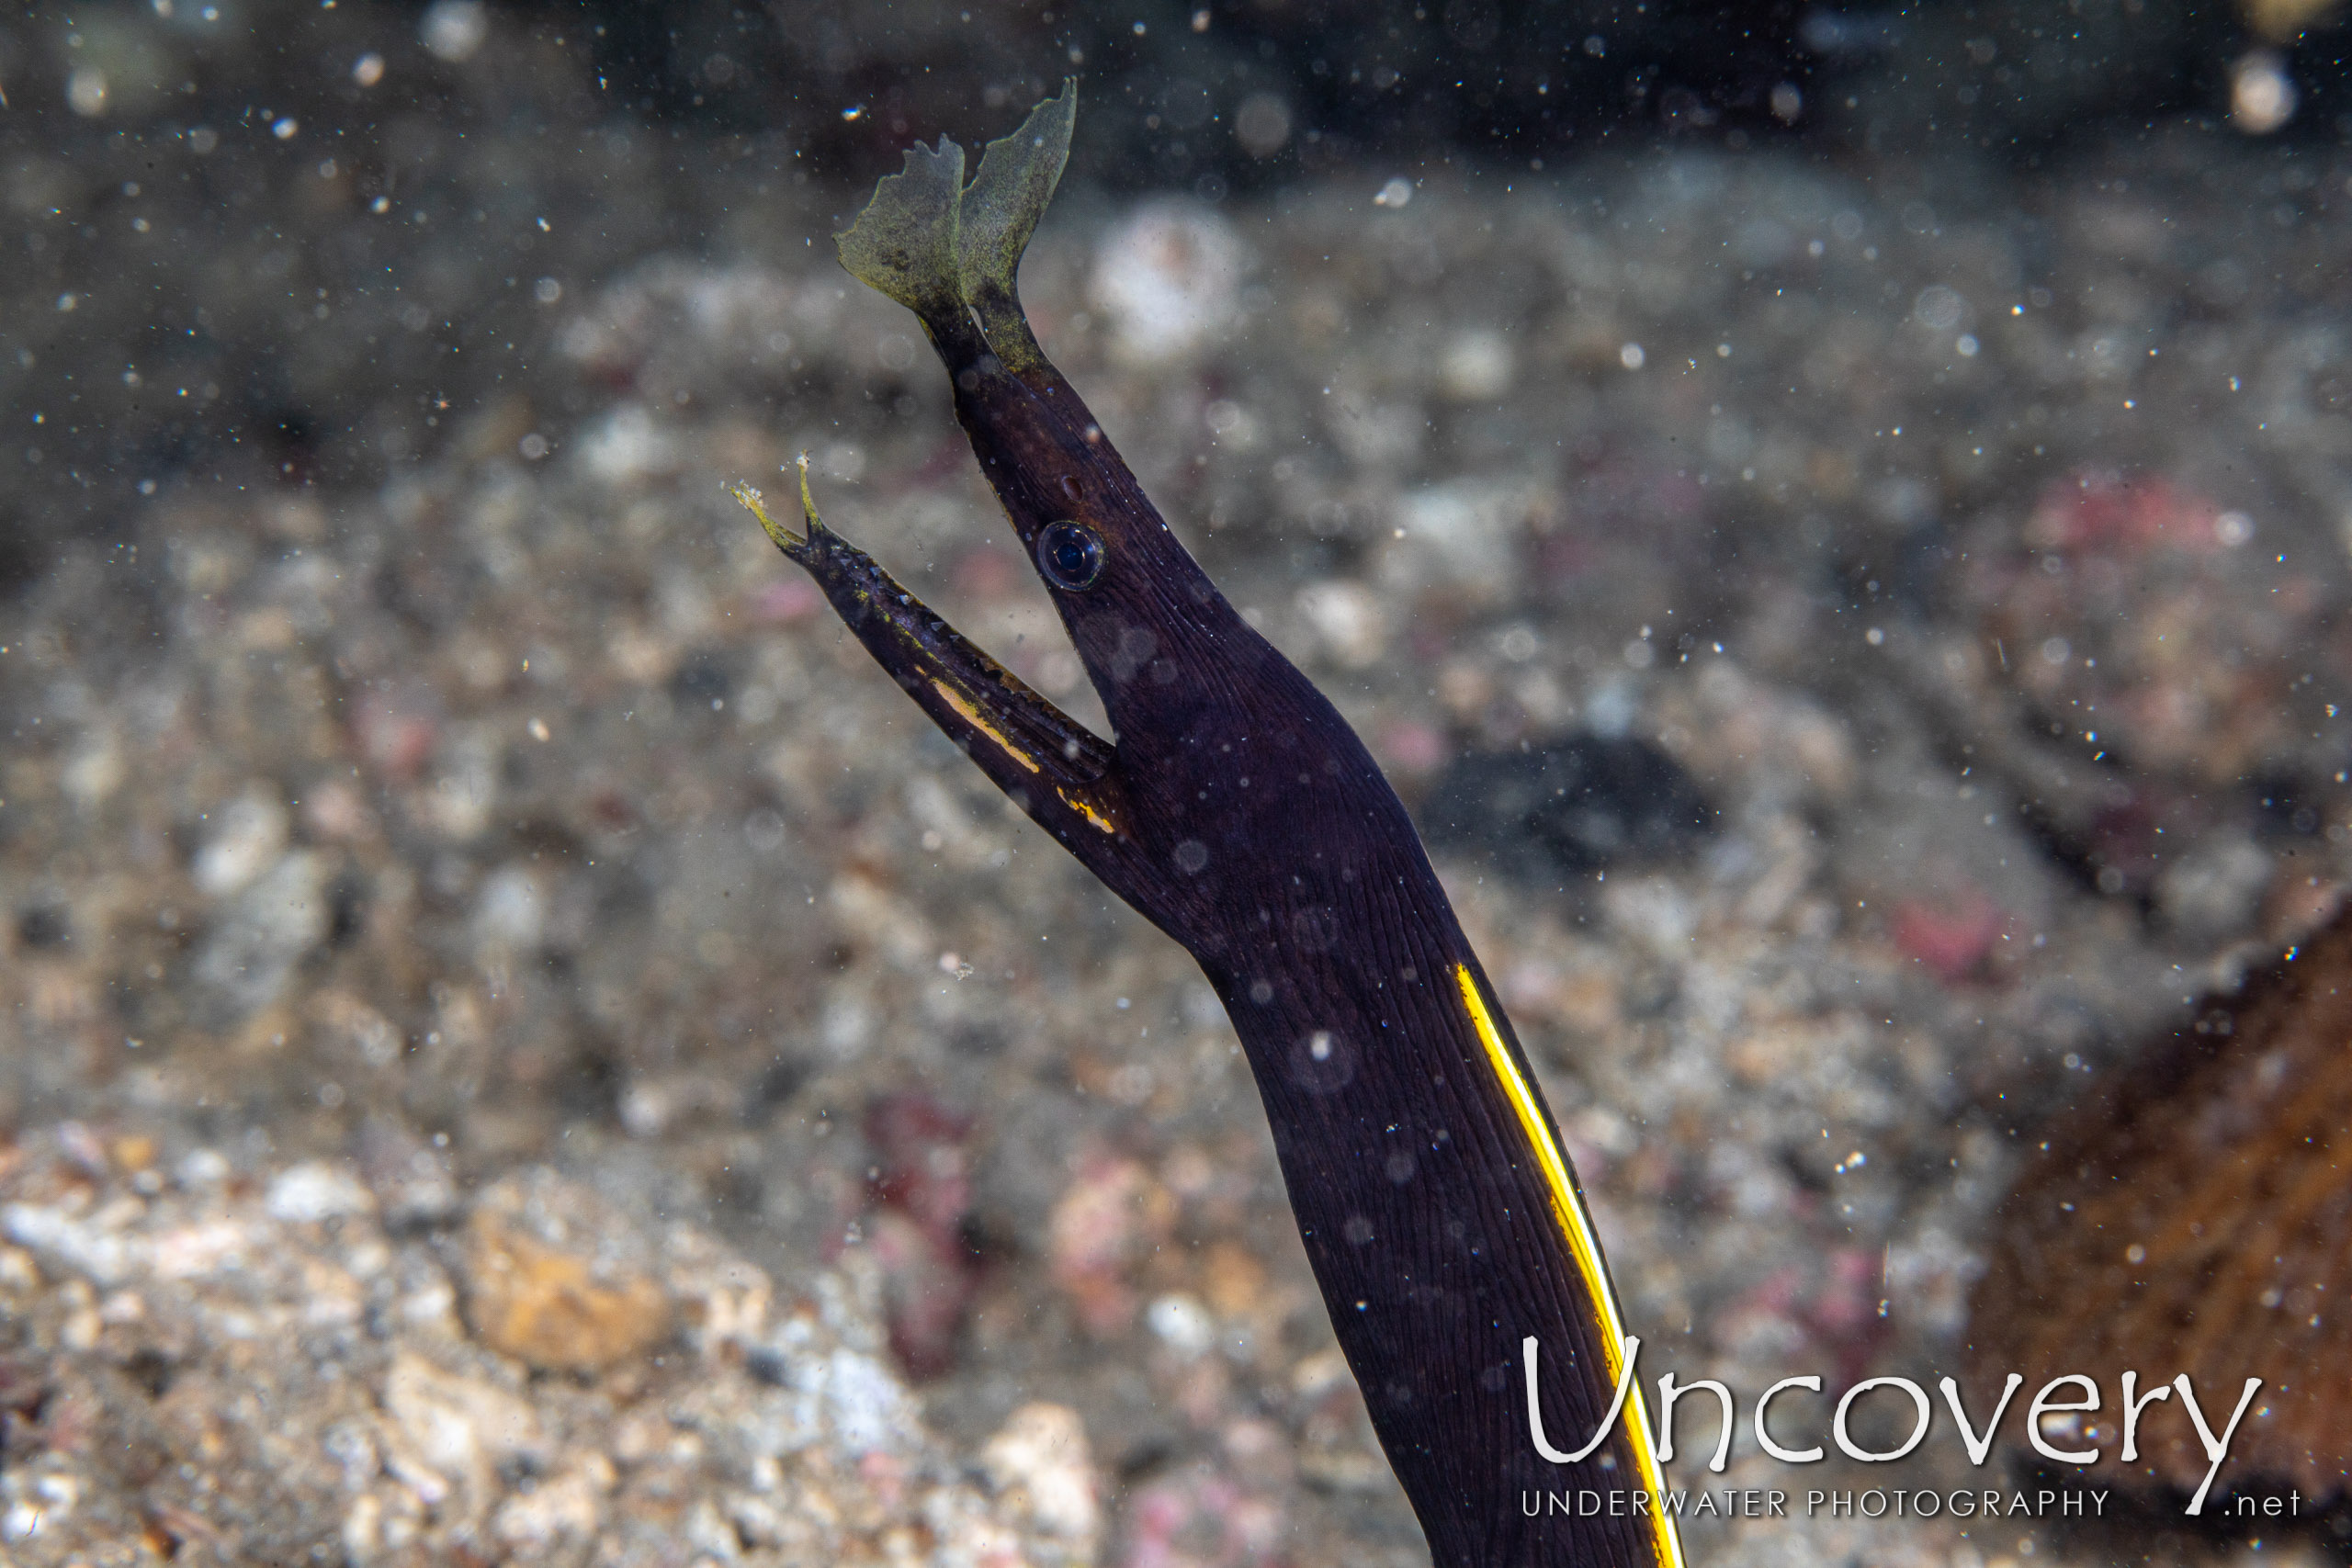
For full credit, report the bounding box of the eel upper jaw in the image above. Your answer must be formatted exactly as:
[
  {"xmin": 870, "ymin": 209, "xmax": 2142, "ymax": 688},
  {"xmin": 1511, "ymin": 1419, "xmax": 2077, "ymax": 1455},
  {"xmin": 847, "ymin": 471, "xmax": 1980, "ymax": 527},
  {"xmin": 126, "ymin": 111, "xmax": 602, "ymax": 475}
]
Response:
[{"xmin": 831, "ymin": 79, "xmax": 1237, "ymax": 719}]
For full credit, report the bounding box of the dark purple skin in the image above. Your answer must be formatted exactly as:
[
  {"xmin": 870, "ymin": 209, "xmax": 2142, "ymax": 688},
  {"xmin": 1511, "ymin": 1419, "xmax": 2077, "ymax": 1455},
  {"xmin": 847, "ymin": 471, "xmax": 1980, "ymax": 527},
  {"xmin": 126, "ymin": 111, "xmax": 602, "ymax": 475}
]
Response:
[{"xmin": 749, "ymin": 120, "xmax": 1681, "ymax": 1568}]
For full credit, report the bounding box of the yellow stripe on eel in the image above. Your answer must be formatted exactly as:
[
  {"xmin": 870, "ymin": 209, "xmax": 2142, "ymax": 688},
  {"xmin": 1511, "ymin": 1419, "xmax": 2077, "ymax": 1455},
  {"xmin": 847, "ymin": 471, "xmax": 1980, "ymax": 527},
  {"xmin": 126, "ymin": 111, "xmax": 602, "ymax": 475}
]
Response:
[
  {"xmin": 1453, "ymin": 964, "xmax": 1686, "ymax": 1568},
  {"xmin": 933, "ymin": 680, "xmax": 1041, "ymax": 773},
  {"xmin": 1057, "ymin": 786, "xmax": 1116, "ymax": 834}
]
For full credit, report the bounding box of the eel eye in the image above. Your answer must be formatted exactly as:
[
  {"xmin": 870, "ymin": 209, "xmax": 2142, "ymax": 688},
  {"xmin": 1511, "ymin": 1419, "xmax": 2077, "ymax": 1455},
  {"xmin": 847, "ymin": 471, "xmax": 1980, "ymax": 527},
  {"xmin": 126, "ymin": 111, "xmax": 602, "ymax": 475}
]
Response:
[{"xmin": 1036, "ymin": 520, "xmax": 1104, "ymax": 591}]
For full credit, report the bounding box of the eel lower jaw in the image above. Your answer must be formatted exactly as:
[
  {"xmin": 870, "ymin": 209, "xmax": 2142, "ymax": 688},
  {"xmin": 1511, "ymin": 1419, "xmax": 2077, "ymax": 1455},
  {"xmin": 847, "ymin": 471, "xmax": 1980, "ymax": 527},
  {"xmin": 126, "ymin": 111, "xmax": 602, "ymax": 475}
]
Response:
[{"xmin": 729, "ymin": 455, "xmax": 830, "ymax": 564}]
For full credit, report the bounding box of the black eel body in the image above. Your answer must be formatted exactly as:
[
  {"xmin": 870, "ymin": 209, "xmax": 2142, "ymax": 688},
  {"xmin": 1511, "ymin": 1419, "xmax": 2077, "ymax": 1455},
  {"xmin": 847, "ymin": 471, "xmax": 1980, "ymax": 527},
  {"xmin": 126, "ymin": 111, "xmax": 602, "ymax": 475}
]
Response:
[{"xmin": 737, "ymin": 85, "xmax": 1683, "ymax": 1568}]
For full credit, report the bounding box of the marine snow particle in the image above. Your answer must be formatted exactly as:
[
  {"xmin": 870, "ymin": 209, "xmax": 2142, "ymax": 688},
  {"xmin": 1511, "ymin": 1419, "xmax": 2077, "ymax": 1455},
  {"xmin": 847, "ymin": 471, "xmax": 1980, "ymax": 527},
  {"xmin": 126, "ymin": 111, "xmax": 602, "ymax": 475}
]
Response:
[
  {"xmin": 421, "ymin": 0, "xmax": 489, "ymax": 63},
  {"xmin": 1232, "ymin": 92, "xmax": 1291, "ymax": 158},
  {"xmin": 1913, "ymin": 285, "xmax": 1965, "ymax": 332},
  {"xmin": 2231, "ymin": 50, "xmax": 2297, "ymax": 135},
  {"xmin": 67, "ymin": 68, "xmax": 108, "ymax": 118}
]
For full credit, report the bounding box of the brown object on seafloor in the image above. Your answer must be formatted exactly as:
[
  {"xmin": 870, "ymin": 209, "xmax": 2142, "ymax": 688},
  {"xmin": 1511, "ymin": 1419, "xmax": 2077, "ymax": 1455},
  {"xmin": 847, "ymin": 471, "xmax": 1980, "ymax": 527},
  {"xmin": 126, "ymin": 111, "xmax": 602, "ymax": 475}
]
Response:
[
  {"xmin": 1967, "ymin": 901, "xmax": 2352, "ymax": 1504},
  {"xmin": 462, "ymin": 1175, "xmax": 673, "ymax": 1373}
]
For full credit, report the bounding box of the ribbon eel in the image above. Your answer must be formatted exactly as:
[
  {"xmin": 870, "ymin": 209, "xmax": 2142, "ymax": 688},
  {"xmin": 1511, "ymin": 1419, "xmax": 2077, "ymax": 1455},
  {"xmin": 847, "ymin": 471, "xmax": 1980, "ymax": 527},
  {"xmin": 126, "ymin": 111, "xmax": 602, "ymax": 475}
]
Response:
[{"xmin": 736, "ymin": 83, "xmax": 1683, "ymax": 1568}]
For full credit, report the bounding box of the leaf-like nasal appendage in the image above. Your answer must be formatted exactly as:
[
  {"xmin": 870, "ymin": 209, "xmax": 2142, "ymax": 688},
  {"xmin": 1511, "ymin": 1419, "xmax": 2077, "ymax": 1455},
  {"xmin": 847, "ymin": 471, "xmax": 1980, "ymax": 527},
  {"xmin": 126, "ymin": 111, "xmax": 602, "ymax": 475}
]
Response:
[
  {"xmin": 833, "ymin": 79, "xmax": 1077, "ymax": 371},
  {"xmin": 835, "ymin": 137, "xmax": 967, "ymax": 323},
  {"xmin": 956, "ymin": 80, "xmax": 1076, "ymax": 367}
]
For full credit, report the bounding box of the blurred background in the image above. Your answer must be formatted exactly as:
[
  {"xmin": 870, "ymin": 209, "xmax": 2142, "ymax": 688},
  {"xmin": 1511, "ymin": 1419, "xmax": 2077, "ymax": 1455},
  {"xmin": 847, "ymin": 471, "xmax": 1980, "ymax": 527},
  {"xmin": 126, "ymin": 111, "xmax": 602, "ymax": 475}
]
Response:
[
  {"xmin": 5, "ymin": 0, "xmax": 2348, "ymax": 582},
  {"xmin": 3, "ymin": 3, "xmax": 2351, "ymax": 1564}
]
